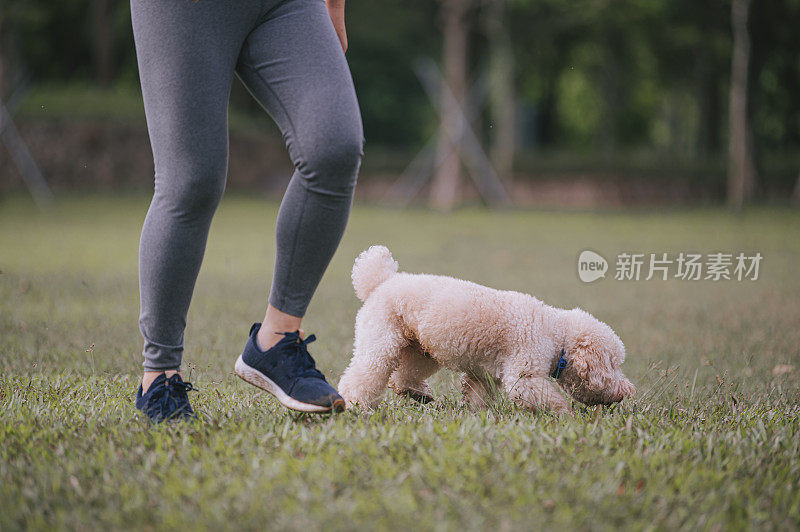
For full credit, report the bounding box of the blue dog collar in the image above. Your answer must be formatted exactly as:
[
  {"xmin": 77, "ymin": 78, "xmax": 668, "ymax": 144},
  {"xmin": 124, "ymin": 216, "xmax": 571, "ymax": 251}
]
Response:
[{"xmin": 551, "ymin": 349, "xmax": 567, "ymax": 379}]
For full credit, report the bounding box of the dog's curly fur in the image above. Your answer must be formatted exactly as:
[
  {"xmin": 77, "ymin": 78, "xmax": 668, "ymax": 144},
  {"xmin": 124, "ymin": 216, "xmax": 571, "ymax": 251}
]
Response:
[{"xmin": 338, "ymin": 245, "xmax": 635, "ymax": 414}]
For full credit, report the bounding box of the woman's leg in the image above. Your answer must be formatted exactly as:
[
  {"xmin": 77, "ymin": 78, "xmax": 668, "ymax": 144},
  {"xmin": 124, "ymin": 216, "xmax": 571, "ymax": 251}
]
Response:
[
  {"xmin": 235, "ymin": 0, "xmax": 364, "ymax": 349},
  {"xmin": 131, "ymin": 0, "xmax": 257, "ymax": 387}
]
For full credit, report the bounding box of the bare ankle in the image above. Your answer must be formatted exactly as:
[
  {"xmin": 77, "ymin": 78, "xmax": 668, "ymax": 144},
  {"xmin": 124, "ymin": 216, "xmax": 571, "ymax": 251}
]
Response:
[
  {"xmin": 142, "ymin": 370, "xmax": 180, "ymax": 393},
  {"xmin": 257, "ymin": 304, "xmax": 303, "ymax": 351},
  {"xmin": 256, "ymin": 326, "xmax": 304, "ymax": 351}
]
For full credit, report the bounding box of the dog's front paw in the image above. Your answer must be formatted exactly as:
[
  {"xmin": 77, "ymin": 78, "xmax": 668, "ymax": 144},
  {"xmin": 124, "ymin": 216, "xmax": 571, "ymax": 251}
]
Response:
[
  {"xmin": 338, "ymin": 367, "xmax": 387, "ymax": 411},
  {"xmin": 337, "ymin": 379, "xmax": 364, "ymax": 411},
  {"xmin": 337, "ymin": 387, "xmax": 355, "ymax": 410},
  {"xmin": 341, "ymin": 396, "xmax": 373, "ymax": 413}
]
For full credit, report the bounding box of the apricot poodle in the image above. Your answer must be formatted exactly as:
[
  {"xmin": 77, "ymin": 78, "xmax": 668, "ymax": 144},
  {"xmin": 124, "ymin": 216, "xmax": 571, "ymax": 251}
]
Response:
[{"xmin": 337, "ymin": 245, "xmax": 635, "ymax": 414}]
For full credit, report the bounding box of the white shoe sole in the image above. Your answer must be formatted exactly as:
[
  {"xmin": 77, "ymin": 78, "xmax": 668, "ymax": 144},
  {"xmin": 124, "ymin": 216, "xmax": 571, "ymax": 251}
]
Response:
[{"xmin": 235, "ymin": 355, "xmax": 342, "ymax": 413}]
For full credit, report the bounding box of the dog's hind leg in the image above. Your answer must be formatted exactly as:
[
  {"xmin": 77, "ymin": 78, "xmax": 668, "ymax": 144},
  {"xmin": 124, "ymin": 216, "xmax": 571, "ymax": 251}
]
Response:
[
  {"xmin": 388, "ymin": 346, "xmax": 440, "ymax": 404},
  {"xmin": 338, "ymin": 313, "xmax": 405, "ymax": 410}
]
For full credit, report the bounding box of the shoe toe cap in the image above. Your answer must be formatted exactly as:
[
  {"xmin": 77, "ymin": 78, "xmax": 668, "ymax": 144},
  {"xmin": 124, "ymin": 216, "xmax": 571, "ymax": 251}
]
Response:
[{"xmin": 291, "ymin": 378, "xmax": 344, "ymax": 408}]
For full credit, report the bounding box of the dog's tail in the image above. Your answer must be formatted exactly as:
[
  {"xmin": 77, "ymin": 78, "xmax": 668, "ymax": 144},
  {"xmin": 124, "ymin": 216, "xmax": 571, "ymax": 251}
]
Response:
[{"xmin": 352, "ymin": 245, "xmax": 399, "ymax": 302}]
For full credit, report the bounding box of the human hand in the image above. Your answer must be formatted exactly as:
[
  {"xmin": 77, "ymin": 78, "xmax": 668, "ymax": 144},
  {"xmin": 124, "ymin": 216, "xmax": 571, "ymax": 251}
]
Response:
[{"xmin": 326, "ymin": 0, "xmax": 348, "ymax": 53}]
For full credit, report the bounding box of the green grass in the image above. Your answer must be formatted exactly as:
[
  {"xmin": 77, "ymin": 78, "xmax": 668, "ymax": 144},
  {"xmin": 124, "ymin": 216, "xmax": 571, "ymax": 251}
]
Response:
[
  {"xmin": 15, "ymin": 84, "xmax": 273, "ymax": 136},
  {"xmin": 2, "ymin": 195, "xmax": 799, "ymax": 530},
  {"xmin": 16, "ymin": 84, "xmax": 147, "ymax": 122}
]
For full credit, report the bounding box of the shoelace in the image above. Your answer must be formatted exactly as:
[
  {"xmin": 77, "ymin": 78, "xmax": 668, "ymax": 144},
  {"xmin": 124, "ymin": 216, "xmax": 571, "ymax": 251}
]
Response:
[
  {"xmin": 280, "ymin": 331, "xmax": 326, "ymax": 380},
  {"xmin": 149, "ymin": 375, "xmax": 196, "ymax": 419}
]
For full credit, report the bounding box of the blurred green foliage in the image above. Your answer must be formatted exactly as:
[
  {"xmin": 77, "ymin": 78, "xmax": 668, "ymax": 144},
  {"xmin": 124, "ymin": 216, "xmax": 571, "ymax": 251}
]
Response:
[{"xmin": 2, "ymin": 0, "xmax": 799, "ymax": 166}]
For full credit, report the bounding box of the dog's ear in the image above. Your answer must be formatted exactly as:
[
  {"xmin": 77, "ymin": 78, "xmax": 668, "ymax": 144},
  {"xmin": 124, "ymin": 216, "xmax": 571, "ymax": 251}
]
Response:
[
  {"xmin": 570, "ymin": 333, "xmax": 612, "ymax": 389},
  {"xmin": 566, "ymin": 308, "xmax": 595, "ymax": 381},
  {"xmin": 569, "ymin": 335, "xmax": 592, "ymax": 381}
]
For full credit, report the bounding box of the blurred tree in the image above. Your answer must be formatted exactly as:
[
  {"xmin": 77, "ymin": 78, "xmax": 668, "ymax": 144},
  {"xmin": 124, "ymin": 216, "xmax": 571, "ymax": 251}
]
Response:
[
  {"xmin": 7, "ymin": 0, "xmax": 135, "ymax": 82},
  {"xmin": 509, "ymin": 0, "xmax": 662, "ymax": 150},
  {"xmin": 344, "ymin": 0, "xmax": 439, "ymax": 146},
  {"xmin": 749, "ymin": 0, "xmax": 800, "ymax": 195},
  {"xmin": 508, "ymin": 0, "xmax": 580, "ymax": 147},
  {"xmin": 91, "ymin": 0, "xmax": 115, "ymax": 85},
  {"xmin": 727, "ymin": 0, "xmax": 756, "ymax": 211},
  {"xmin": 650, "ymin": 0, "xmax": 729, "ymax": 156},
  {"xmin": 431, "ymin": 0, "xmax": 472, "ymax": 210},
  {"xmin": 482, "ymin": 0, "xmax": 515, "ymax": 183},
  {"xmin": 0, "ymin": 0, "xmax": 39, "ymax": 97},
  {"xmin": 0, "ymin": 11, "xmax": 20, "ymax": 98},
  {"xmin": 4, "ymin": 0, "xmax": 800, "ymax": 198}
]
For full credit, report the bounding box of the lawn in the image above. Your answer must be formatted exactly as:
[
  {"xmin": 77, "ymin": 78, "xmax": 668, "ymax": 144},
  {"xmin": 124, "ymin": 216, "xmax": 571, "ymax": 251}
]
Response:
[{"xmin": 1, "ymin": 194, "xmax": 799, "ymax": 530}]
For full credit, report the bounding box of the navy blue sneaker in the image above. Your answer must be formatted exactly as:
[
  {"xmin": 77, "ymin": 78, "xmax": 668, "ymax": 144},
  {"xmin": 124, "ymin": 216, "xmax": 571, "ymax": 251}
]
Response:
[
  {"xmin": 135, "ymin": 373, "xmax": 197, "ymax": 423},
  {"xmin": 235, "ymin": 323, "xmax": 345, "ymax": 413}
]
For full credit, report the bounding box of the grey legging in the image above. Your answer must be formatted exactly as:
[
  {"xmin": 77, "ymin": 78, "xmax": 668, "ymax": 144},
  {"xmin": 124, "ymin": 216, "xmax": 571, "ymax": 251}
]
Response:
[{"xmin": 131, "ymin": 0, "xmax": 364, "ymax": 371}]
